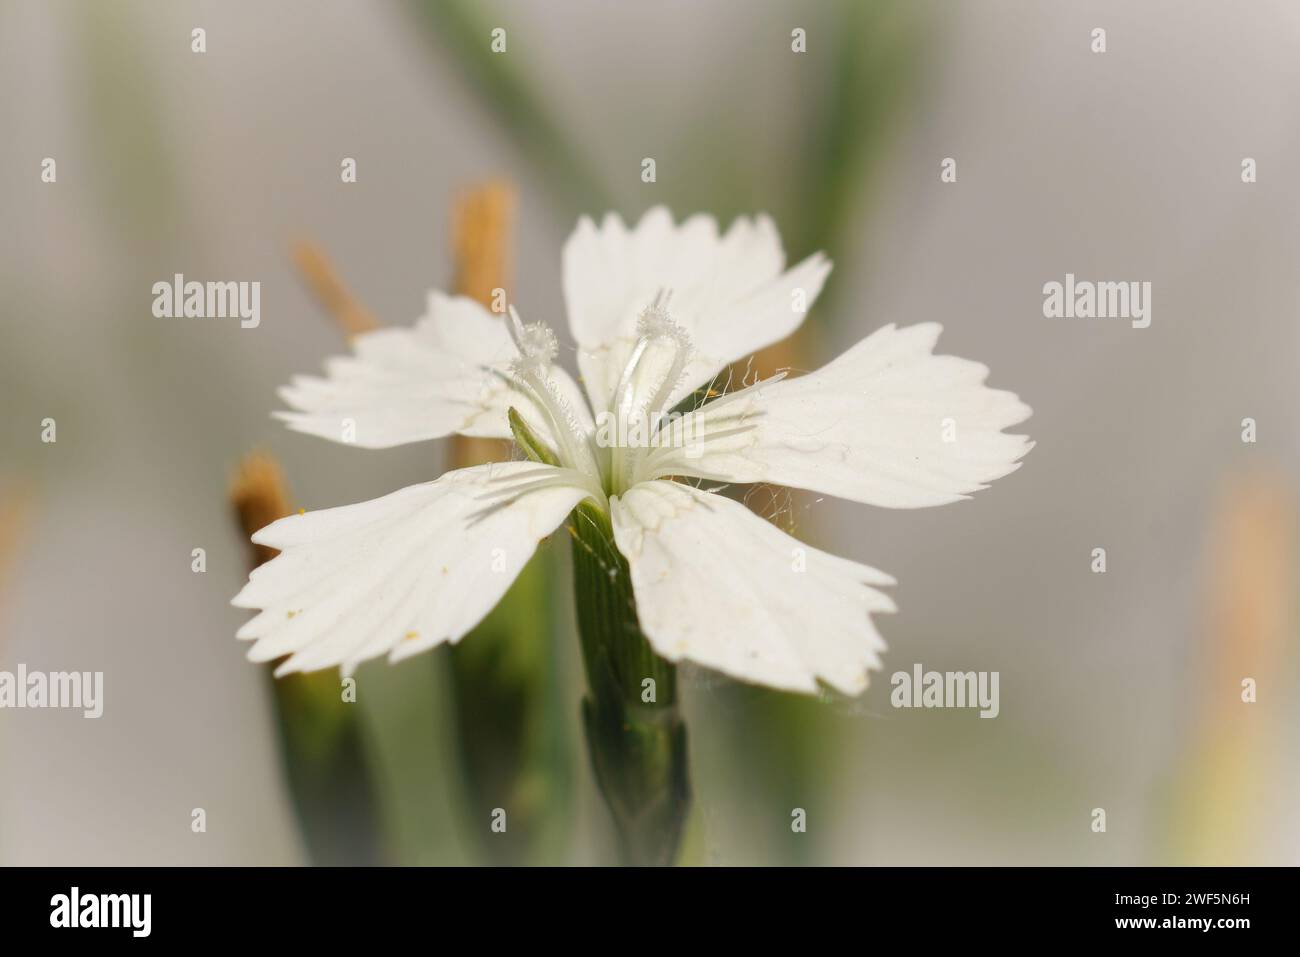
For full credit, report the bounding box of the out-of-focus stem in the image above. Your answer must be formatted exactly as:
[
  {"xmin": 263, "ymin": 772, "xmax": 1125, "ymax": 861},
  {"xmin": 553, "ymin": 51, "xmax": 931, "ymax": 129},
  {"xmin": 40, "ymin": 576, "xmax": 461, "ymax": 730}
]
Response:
[
  {"xmin": 291, "ymin": 241, "xmax": 381, "ymax": 339},
  {"xmin": 1165, "ymin": 471, "xmax": 1293, "ymax": 864},
  {"xmin": 0, "ymin": 490, "xmax": 28, "ymax": 603},
  {"xmin": 405, "ymin": 0, "xmax": 612, "ymax": 217},
  {"xmin": 447, "ymin": 181, "xmax": 514, "ymax": 468},
  {"xmin": 0, "ymin": 489, "xmax": 27, "ymax": 860},
  {"xmin": 230, "ymin": 452, "xmax": 384, "ymax": 865}
]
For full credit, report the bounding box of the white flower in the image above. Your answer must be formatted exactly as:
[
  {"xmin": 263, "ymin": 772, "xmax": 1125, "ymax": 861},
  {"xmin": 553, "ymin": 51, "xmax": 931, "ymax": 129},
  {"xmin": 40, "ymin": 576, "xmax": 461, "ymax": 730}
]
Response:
[{"xmin": 234, "ymin": 208, "xmax": 1032, "ymax": 694}]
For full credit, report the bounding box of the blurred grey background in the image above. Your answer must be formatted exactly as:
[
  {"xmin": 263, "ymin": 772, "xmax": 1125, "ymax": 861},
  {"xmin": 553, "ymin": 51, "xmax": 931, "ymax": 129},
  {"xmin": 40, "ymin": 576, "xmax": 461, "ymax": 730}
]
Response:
[{"xmin": 1, "ymin": 0, "xmax": 1298, "ymax": 865}]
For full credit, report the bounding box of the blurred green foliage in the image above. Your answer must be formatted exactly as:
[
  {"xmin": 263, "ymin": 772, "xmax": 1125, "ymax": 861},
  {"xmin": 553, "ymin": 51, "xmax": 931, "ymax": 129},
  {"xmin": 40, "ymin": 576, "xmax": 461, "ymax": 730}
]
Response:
[
  {"xmin": 448, "ymin": 553, "xmax": 574, "ymax": 864},
  {"xmin": 274, "ymin": 671, "xmax": 385, "ymax": 865}
]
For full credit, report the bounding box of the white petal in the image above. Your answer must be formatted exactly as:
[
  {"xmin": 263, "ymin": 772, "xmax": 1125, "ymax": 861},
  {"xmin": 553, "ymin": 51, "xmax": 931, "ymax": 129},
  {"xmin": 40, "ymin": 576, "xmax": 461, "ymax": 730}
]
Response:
[
  {"xmin": 231, "ymin": 461, "xmax": 594, "ymax": 676},
  {"xmin": 276, "ymin": 291, "xmax": 591, "ymax": 449},
  {"xmin": 650, "ymin": 323, "xmax": 1033, "ymax": 508},
  {"xmin": 563, "ymin": 207, "xmax": 831, "ymax": 413},
  {"xmin": 610, "ymin": 480, "xmax": 895, "ymax": 695}
]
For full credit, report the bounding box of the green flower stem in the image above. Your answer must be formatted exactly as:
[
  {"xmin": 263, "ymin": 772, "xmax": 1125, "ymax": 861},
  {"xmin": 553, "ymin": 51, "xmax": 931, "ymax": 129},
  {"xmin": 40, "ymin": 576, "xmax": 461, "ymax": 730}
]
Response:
[
  {"xmin": 570, "ymin": 503, "xmax": 690, "ymax": 866},
  {"xmin": 273, "ymin": 671, "xmax": 384, "ymax": 866}
]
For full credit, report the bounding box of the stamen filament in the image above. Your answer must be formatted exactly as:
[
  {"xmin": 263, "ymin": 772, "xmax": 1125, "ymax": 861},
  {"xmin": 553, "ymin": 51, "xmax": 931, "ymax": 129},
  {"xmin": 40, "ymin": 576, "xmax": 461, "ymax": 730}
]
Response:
[{"xmin": 606, "ymin": 290, "xmax": 694, "ymax": 494}]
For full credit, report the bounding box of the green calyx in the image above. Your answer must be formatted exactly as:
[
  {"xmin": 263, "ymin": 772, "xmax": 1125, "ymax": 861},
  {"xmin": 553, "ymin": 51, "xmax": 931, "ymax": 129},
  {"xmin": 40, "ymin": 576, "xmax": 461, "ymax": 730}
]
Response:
[{"xmin": 569, "ymin": 502, "xmax": 690, "ymax": 866}]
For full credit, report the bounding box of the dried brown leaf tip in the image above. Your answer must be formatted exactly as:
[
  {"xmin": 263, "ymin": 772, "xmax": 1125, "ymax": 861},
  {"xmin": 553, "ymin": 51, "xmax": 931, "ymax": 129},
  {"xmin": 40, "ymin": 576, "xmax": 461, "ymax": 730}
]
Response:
[
  {"xmin": 292, "ymin": 239, "xmax": 381, "ymax": 338},
  {"xmin": 230, "ymin": 451, "xmax": 293, "ymax": 569},
  {"xmin": 0, "ymin": 488, "xmax": 32, "ymax": 639}
]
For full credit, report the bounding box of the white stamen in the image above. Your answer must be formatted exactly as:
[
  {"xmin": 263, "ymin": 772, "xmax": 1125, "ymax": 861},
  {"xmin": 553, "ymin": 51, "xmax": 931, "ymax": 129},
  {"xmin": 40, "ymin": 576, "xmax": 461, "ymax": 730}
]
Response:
[
  {"xmin": 498, "ymin": 307, "xmax": 599, "ymax": 483},
  {"xmin": 607, "ymin": 289, "xmax": 695, "ymax": 493},
  {"xmin": 638, "ymin": 374, "xmax": 783, "ymax": 481}
]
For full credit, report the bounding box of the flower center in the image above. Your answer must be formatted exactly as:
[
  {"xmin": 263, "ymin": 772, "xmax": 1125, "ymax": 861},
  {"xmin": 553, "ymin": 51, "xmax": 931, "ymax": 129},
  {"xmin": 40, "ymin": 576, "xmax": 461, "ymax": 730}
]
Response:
[
  {"xmin": 496, "ymin": 296, "xmax": 698, "ymax": 502},
  {"xmin": 602, "ymin": 290, "xmax": 693, "ymax": 494}
]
